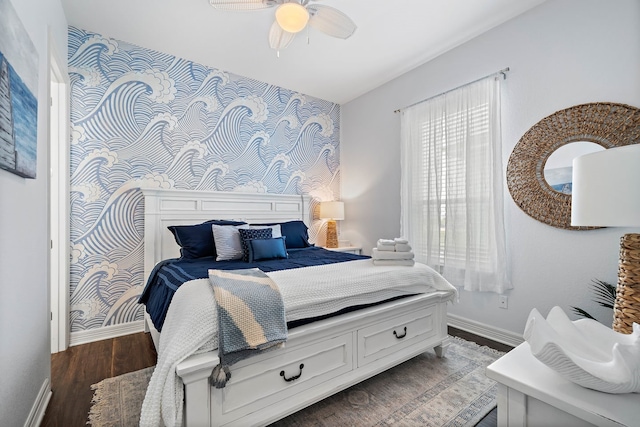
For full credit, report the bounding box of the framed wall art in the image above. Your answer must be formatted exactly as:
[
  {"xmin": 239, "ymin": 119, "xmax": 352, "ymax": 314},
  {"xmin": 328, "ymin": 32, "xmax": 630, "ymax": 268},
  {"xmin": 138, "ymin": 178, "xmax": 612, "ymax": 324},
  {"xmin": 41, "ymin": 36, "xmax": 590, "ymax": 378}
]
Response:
[{"xmin": 0, "ymin": 0, "xmax": 39, "ymax": 179}]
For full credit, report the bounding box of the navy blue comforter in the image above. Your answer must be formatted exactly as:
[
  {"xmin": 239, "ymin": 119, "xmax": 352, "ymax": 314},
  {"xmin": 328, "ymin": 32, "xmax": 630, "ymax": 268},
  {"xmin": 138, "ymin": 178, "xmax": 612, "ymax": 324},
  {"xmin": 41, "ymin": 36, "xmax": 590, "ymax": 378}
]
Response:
[{"xmin": 139, "ymin": 246, "xmax": 369, "ymax": 332}]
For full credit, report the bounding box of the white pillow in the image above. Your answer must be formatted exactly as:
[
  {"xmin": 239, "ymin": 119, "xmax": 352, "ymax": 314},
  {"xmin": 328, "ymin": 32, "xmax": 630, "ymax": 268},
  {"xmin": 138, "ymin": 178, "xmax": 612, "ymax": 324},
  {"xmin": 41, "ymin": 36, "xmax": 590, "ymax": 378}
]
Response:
[
  {"xmin": 212, "ymin": 224, "xmax": 283, "ymax": 261},
  {"xmin": 212, "ymin": 224, "xmax": 244, "ymax": 261}
]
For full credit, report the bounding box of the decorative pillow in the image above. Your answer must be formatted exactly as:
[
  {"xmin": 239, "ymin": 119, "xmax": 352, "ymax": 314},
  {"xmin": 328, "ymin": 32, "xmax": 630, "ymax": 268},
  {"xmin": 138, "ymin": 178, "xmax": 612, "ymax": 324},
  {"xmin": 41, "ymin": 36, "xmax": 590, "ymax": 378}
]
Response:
[
  {"xmin": 246, "ymin": 237, "xmax": 288, "ymax": 262},
  {"xmin": 168, "ymin": 220, "xmax": 245, "ymax": 259},
  {"xmin": 259, "ymin": 220, "xmax": 311, "ymax": 249},
  {"xmin": 238, "ymin": 228, "xmax": 273, "ymax": 262},
  {"xmin": 242, "ymin": 224, "xmax": 282, "ymax": 239},
  {"xmin": 211, "ymin": 224, "xmax": 245, "ymax": 261}
]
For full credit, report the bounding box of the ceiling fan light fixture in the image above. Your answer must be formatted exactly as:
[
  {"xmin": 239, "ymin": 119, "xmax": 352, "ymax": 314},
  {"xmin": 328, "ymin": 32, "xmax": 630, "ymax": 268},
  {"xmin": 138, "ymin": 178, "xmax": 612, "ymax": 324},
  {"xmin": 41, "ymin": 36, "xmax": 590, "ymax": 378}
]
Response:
[{"xmin": 275, "ymin": 2, "xmax": 309, "ymax": 33}]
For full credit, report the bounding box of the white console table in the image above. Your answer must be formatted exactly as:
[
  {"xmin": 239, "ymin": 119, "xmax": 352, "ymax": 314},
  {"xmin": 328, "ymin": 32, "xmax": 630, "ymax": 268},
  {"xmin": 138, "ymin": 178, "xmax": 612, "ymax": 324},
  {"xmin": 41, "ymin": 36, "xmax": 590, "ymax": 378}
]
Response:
[{"xmin": 486, "ymin": 343, "xmax": 638, "ymax": 426}]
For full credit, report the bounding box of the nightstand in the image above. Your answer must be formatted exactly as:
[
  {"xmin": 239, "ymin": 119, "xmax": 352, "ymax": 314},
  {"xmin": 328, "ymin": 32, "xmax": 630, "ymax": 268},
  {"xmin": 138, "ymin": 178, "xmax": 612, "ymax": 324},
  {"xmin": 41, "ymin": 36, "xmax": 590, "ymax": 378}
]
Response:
[
  {"xmin": 323, "ymin": 246, "xmax": 362, "ymax": 255},
  {"xmin": 486, "ymin": 343, "xmax": 638, "ymax": 426}
]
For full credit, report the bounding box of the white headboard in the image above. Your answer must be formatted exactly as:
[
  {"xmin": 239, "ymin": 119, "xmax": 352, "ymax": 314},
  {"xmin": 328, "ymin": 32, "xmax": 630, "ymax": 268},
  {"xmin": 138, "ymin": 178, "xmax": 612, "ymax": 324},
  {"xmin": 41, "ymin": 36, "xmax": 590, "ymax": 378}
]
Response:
[{"xmin": 142, "ymin": 188, "xmax": 312, "ymax": 284}]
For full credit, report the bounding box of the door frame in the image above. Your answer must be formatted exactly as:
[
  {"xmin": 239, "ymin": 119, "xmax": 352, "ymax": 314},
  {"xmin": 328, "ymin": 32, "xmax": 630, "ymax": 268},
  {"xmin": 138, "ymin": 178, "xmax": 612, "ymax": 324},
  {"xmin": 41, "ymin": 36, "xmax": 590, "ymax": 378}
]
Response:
[{"xmin": 48, "ymin": 29, "xmax": 70, "ymax": 353}]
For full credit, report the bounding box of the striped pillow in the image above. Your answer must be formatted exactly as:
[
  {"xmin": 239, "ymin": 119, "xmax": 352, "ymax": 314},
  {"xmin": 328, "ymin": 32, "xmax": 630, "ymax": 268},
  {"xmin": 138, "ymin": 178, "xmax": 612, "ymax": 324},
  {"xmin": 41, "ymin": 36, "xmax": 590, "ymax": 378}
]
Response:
[{"xmin": 211, "ymin": 224, "xmax": 244, "ymax": 261}]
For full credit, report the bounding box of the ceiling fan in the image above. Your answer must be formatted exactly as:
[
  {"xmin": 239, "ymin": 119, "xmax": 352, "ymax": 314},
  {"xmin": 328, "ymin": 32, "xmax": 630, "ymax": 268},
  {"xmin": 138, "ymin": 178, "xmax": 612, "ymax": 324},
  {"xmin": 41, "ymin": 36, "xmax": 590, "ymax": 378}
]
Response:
[{"xmin": 209, "ymin": 0, "xmax": 357, "ymax": 51}]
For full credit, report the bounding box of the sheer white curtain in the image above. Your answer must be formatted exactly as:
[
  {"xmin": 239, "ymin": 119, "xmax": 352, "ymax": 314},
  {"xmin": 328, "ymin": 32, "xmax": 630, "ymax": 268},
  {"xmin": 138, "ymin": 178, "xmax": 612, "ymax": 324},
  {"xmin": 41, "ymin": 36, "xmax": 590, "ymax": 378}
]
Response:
[{"xmin": 400, "ymin": 76, "xmax": 510, "ymax": 293}]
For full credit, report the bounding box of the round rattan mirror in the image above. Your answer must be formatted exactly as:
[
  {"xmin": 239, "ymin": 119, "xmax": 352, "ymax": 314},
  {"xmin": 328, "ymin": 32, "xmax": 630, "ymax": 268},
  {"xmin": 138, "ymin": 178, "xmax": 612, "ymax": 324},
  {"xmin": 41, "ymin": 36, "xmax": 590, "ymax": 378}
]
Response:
[{"xmin": 507, "ymin": 102, "xmax": 640, "ymax": 230}]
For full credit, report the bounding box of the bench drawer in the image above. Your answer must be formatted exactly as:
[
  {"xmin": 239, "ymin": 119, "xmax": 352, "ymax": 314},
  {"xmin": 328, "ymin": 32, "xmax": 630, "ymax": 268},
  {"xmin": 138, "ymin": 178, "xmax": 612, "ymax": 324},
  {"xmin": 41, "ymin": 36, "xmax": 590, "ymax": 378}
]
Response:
[
  {"xmin": 357, "ymin": 304, "xmax": 437, "ymax": 367},
  {"xmin": 218, "ymin": 333, "xmax": 353, "ymax": 423}
]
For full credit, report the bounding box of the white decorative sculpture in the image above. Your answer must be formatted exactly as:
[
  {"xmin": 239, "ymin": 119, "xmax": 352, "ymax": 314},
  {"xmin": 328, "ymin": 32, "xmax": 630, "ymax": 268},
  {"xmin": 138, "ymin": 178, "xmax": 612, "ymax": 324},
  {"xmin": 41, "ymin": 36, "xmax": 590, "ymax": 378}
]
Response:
[{"xmin": 524, "ymin": 306, "xmax": 640, "ymax": 393}]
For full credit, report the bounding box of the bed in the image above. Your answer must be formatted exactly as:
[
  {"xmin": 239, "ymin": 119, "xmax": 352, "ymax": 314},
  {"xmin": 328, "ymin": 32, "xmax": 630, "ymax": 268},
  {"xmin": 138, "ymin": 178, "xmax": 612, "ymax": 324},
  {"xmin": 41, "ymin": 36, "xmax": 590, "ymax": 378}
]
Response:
[{"xmin": 139, "ymin": 188, "xmax": 457, "ymax": 427}]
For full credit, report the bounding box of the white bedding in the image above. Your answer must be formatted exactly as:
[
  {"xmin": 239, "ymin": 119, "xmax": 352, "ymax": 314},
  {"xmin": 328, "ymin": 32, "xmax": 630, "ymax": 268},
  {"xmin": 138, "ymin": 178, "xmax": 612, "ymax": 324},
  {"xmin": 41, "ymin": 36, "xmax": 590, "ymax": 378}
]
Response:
[
  {"xmin": 140, "ymin": 259, "xmax": 457, "ymax": 427},
  {"xmin": 274, "ymin": 259, "xmax": 457, "ymax": 322}
]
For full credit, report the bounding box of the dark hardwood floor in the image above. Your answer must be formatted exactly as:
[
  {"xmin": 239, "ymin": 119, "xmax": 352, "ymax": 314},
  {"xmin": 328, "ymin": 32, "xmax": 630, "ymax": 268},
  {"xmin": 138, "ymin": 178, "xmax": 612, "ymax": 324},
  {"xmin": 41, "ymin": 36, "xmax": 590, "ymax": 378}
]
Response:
[
  {"xmin": 41, "ymin": 327, "xmax": 511, "ymax": 427},
  {"xmin": 41, "ymin": 332, "xmax": 156, "ymax": 427},
  {"xmin": 449, "ymin": 326, "xmax": 514, "ymax": 353}
]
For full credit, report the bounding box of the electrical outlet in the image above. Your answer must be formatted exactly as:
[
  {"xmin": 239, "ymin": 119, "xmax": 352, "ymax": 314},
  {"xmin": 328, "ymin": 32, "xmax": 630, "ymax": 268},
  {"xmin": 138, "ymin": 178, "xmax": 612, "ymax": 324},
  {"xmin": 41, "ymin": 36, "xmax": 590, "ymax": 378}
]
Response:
[{"xmin": 499, "ymin": 295, "xmax": 508, "ymax": 309}]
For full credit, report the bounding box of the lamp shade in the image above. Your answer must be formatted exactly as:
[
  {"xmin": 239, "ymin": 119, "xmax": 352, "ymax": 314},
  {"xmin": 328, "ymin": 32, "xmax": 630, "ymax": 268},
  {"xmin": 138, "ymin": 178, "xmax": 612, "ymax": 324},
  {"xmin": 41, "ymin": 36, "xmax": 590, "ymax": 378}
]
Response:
[
  {"xmin": 275, "ymin": 2, "xmax": 309, "ymax": 33},
  {"xmin": 571, "ymin": 144, "xmax": 640, "ymax": 227},
  {"xmin": 319, "ymin": 201, "xmax": 344, "ymax": 220}
]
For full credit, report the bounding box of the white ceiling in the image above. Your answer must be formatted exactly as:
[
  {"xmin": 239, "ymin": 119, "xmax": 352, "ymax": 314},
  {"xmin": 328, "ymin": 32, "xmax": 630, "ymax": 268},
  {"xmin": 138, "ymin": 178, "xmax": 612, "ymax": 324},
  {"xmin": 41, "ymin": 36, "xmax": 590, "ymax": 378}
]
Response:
[{"xmin": 61, "ymin": 0, "xmax": 547, "ymax": 104}]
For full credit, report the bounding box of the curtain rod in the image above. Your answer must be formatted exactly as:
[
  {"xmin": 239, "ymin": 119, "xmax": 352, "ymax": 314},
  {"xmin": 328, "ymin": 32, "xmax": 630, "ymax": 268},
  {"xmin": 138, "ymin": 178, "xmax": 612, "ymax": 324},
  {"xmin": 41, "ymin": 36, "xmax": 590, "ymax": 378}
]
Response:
[{"xmin": 393, "ymin": 67, "xmax": 510, "ymax": 114}]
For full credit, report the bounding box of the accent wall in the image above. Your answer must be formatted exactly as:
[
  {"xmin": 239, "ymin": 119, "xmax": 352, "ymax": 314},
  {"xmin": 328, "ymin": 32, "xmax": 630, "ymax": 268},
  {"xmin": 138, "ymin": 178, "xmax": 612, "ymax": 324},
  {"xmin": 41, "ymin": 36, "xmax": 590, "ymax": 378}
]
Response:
[{"xmin": 68, "ymin": 26, "xmax": 341, "ymax": 333}]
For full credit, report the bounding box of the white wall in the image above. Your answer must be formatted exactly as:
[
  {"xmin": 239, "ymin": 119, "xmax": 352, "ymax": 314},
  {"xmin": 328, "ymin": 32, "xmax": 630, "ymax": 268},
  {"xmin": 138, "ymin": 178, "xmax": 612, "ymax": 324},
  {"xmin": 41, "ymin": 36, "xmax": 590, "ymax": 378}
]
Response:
[
  {"xmin": 0, "ymin": 0, "xmax": 67, "ymax": 425},
  {"xmin": 341, "ymin": 0, "xmax": 640, "ymax": 337}
]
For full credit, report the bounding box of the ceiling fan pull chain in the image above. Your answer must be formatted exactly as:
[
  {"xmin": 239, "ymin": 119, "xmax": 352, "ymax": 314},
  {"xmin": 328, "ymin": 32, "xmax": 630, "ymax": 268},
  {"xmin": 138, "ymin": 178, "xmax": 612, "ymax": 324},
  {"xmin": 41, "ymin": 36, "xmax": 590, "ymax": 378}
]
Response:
[{"xmin": 307, "ymin": 25, "xmax": 310, "ymax": 45}]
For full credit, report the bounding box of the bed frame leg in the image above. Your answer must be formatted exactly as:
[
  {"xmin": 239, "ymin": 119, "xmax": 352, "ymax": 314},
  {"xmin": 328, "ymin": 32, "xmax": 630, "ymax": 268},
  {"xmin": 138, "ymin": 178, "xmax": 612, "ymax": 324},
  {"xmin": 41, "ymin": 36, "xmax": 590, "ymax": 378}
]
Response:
[
  {"xmin": 434, "ymin": 336, "xmax": 450, "ymax": 358},
  {"xmin": 183, "ymin": 377, "xmax": 211, "ymax": 427},
  {"xmin": 177, "ymin": 355, "xmax": 219, "ymax": 427}
]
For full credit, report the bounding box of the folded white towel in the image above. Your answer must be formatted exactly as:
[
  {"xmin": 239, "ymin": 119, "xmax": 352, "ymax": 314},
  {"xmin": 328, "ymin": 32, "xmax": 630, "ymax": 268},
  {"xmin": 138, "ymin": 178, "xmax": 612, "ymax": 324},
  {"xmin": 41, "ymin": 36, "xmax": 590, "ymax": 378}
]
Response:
[
  {"xmin": 372, "ymin": 259, "xmax": 415, "ymax": 267},
  {"xmin": 395, "ymin": 243, "xmax": 412, "ymax": 252},
  {"xmin": 394, "ymin": 237, "xmax": 409, "ymax": 244},
  {"xmin": 376, "ymin": 243, "xmax": 396, "ymax": 251},
  {"xmin": 377, "ymin": 239, "xmax": 395, "ymax": 246},
  {"xmin": 372, "ymin": 248, "xmax": 415, "ymax": 260}
]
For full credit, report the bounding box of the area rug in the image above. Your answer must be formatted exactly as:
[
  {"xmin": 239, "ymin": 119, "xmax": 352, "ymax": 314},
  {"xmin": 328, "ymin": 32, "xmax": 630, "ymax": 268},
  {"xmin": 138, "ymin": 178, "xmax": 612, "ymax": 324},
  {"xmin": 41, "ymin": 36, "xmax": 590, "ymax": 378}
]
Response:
[{"xmin": 88, "ymin": 336, "xmax": 504, "ymax": 426}]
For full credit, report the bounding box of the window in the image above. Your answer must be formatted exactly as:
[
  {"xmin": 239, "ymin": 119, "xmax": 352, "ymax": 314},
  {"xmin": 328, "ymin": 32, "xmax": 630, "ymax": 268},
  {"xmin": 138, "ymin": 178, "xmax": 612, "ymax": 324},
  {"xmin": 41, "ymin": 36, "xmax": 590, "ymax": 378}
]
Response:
[{"xmin": 400, "ymin": 76, "xmax": 510, "ymax": 293}]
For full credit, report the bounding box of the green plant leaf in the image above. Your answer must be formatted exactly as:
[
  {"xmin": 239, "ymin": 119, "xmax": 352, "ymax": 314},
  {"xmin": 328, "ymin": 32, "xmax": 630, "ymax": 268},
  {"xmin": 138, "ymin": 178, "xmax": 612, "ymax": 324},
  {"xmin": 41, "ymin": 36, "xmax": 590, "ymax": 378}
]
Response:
[
  {"xmin": 571, "ymin": 279, "xmax": 617, "ymax": 324},
  {"xmin": 590, "ymin": 279, "xmax": 616, "ymax": 309},
  {"xmin": 571, "ymin": 306, "xmax": 596, "ymax": 320}
]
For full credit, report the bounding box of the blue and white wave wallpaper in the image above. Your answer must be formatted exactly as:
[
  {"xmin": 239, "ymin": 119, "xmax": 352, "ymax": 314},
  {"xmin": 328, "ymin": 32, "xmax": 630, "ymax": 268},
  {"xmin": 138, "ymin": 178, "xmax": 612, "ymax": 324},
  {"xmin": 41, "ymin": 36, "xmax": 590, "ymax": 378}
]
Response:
[{"xmin": 68, "ymin": 26, "xmax": 341, "ymax": 332}]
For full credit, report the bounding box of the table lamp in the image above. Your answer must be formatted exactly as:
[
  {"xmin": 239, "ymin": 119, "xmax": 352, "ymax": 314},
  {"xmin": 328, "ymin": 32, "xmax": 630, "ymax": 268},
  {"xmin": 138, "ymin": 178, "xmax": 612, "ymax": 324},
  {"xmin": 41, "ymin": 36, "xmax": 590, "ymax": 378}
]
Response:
[
  {"xmin": 319, "ymin": 201, "xmax": 344, "ymax": 248},
  {"xmin": 571, "ymin": 144, "xmax": 640, "ymax": 333}
]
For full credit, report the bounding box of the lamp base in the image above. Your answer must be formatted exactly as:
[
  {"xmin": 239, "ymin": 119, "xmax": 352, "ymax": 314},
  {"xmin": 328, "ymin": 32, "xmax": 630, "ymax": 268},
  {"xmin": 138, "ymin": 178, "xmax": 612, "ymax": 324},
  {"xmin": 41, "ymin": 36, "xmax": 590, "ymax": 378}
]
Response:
[
  {"xmin": 613, "ymin": 233, "xmax": 640, "ymax": 334},
  {"xmin": 325, "ymin": 220, "xmax": 338, "ymax": 248}
]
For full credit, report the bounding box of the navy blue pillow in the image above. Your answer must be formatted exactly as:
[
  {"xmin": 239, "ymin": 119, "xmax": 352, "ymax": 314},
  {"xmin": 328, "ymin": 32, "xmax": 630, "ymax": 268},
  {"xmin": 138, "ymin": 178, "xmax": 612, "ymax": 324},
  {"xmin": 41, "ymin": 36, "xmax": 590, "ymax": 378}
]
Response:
[
  {"xmin": 258, "ymin": 220, "xmax": 311, "ymax": 249},
  {"xmin": 168, "ymin": 220, "xmax": 246, "ymax": 259},
  {"xmin": 247, "ymin": 237, "xmax": 288, "ymax": 262},
  {"xmin": 238, "ymin": 227, "xmax": 272, "ymax": 262}
]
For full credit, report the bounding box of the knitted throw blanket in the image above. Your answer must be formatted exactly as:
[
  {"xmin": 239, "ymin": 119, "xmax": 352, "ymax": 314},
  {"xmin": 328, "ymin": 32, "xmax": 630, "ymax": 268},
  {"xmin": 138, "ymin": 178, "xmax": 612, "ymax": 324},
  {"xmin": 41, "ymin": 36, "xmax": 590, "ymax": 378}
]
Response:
[{"xmin": 208, "ymin": 268, "xmax": 287, "ymax": 388}]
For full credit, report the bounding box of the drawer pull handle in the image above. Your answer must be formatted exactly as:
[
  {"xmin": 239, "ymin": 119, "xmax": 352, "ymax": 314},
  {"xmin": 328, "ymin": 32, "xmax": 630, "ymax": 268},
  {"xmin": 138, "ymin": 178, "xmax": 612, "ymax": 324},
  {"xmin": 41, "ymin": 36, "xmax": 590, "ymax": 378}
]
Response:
[
  {"xmin": 280, "ymin": 364, "xmax": 304, "ymax": 382},
  {"xmin": 393, "ymin": 326, "xmax": 407, "ymax": 339}
]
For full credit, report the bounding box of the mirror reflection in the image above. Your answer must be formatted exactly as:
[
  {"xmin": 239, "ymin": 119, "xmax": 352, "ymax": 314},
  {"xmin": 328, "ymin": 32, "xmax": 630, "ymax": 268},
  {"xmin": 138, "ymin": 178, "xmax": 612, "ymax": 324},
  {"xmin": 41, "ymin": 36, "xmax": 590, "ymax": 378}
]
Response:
[{"xmin": 543, "ymin": 142, "xmax": 605, "ymax": 194}]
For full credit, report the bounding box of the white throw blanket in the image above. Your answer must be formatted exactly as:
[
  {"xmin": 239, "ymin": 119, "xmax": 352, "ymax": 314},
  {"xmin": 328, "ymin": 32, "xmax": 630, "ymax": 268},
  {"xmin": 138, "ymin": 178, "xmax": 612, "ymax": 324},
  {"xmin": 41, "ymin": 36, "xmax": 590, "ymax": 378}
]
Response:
[
  {"xmin": 140, "ymin": 278, "xmax": 217, "ymax": 427},
  {"xmin": 272, "ymin": 260, "xmax": 456, "ymax": 322},
  {"xmin": 139, "ymin": 260, "xmax": 457, "ymax": 427}
]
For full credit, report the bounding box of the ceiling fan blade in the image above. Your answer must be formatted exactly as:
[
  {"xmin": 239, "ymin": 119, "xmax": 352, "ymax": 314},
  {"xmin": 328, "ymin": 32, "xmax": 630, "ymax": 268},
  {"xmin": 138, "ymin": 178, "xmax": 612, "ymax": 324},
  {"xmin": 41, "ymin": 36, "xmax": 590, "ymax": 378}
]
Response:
[
  {"xmin": 209, "ymin": 0, "xmax": 278, "ymax": 11},
  {"xmin": 307, "ymin": 4, "xmax": 357, "ymax": 39},
  {"xmin": 269, "ymin": 21, "xmax": 296, "ymax": 50}
]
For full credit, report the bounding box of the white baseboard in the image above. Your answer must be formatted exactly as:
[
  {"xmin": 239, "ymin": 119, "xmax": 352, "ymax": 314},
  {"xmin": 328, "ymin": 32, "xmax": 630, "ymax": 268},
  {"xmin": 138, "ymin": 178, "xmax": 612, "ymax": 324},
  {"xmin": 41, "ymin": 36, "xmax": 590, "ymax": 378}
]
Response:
[
  {"xmin": 70, "ymin": 320, "xmax": 145, "ymax": 346},
  {"xmin": 24, "ymin": 378, "xmax": 51, "ymax": 427},
  {"xmin": 447, "ymin": 314, "xmax": 524, "ymax": 348}
]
